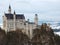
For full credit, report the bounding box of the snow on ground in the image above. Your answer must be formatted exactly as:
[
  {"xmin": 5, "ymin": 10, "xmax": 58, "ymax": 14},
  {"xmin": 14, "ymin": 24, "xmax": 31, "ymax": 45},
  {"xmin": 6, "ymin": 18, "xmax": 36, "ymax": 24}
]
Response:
[
  {"xmin": 0, "ymin": 24, "xmax": 3, "ymax": 29},
  {"xmin": 54, "ymin": 32, "xmax": 60, "ymax": 36}
]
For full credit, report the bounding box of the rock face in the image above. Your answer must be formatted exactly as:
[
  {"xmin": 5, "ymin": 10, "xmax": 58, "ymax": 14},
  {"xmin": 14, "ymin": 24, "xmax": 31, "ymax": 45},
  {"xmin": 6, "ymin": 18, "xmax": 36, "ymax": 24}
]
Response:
[
  {"xmin": 6, "ymin": 30, "xmax": 29, "ymax": 45},
  {"xmin": 31, "ymin": 23, "xmax": 60, "ymax": 45},
  {"xmin": 31, "ymin": 28, "xmax": 55, "ymax": 45},
  {"xmin": 0, "ymin": 28, "xmax": 7, "ymax": 45},
  {"xmin": 0, "ymin": 23, "xmax": 60, "ymax": 45}
]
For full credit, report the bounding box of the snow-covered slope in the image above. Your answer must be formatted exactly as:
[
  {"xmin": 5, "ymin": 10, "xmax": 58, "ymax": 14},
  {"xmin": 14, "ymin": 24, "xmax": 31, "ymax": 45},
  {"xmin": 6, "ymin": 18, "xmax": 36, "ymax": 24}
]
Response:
[
  {"xmin": 39, "ymin": 21, "xmax": 60, "ymax": 36},
  {"xmin": 54, "ymin": 32, "xmax": 60, "ymax": 36}
]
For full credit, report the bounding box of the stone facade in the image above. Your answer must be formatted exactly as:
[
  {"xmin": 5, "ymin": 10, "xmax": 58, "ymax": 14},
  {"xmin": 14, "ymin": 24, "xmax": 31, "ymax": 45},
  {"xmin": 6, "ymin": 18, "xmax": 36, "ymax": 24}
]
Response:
[{"xmin": 3, "ymin": 5, "xmax": 38, "ymax": 39}]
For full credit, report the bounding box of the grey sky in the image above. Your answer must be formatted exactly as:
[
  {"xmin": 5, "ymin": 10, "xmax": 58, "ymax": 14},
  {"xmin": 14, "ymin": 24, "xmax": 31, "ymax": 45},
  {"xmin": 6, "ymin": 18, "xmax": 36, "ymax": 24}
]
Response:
[{"xmin": 0, "ymin": 0, "xmax": 60, "ymax": 25}]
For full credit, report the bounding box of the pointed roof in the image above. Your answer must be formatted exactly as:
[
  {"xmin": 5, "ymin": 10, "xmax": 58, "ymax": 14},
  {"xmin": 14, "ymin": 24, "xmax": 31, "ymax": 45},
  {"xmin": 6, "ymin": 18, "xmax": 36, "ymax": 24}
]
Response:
[
  {"xmin": 5, "ymin": 13, "xmax": 25, "ymax": 19},
  {"xmin": 14, "ymin": 11, "xmax": 16, "ymax": 14},
  {"xmin": 35, "ymin": 14, "xmax": 38, "ymax": 16},
  {"xmin": 9, "ymin": 5, "xmax": 11, "ymax": 9}
]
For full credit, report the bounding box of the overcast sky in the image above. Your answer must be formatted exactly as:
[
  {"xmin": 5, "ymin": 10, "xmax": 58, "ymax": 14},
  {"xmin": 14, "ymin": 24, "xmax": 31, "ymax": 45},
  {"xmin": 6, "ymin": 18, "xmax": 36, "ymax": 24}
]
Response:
[{"xmin": 0, "ymin": 0, "xmax": 60, "ymax": 25}]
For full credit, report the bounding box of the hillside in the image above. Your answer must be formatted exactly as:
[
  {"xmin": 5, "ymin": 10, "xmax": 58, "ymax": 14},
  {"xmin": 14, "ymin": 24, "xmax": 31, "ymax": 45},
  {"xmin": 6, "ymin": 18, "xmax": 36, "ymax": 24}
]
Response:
[{"xmin": 0, "ymin": 23, "xmax": 60, "ymax": 45}]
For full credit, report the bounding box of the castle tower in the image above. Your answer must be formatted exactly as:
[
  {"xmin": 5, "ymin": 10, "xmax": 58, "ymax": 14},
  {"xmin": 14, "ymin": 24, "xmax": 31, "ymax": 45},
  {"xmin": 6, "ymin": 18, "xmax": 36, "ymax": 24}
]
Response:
[
  {"xmin": 26, "ymin": 19, "xmax": 29, "ymax": 35},
  {"xmin": 8, "ymin": 5, "xmax": 11, "ymax": 14},
  {"xmin": 27, "ymin": 19, "xmax": 30, "ymax": 37},
  {"xmin": 34, "ymin": 14, "xmax": 38, "ymax": 26},
  {"xmin": 14, "ymin": 11, "xmax": 16, "ymax": 30}
]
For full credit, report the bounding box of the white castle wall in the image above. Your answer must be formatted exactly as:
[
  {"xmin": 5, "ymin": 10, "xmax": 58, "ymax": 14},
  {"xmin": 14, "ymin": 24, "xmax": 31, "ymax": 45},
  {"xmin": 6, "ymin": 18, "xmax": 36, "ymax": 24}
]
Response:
[
  {"xmin": 3, "ymin": 15, "xmax": 38, "ymax": 39},
  {"xmin": 3, "ymin": 5, "xmax": 38, "ymax": 39}
]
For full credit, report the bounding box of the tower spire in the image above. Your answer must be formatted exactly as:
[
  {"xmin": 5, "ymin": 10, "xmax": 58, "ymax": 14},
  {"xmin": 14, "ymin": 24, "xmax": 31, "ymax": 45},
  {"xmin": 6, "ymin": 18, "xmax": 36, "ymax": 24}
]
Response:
[
  {"xmin": 9, "ymin": 5, "xmax": 11, "ymax": 9},
  {"xmin": 13, "ymin": 10, "xmax": 16, "ymax": 30},
  {"xmin": 8, "ymin": 5, "xmax": 11, "ymax": 14},
  {"xmin": 14, "ymin": 10, "xmax": 16, "ymax": 14}
]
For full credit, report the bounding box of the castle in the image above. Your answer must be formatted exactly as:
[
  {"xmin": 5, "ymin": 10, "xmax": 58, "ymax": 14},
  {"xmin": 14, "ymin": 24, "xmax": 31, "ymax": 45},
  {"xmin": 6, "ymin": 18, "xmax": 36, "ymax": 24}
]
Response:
[{"xmin": 3, "ymin": 5, "xmax": 39, "ymax": 39}]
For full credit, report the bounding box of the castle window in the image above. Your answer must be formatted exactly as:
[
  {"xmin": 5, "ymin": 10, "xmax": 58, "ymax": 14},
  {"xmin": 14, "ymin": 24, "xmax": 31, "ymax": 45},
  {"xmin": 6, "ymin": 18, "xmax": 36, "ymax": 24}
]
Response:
[
  {"xmin": 20, "ymin": 23, "xmax": 22, "ymax": 25},
  {"xmin": 3, "ymin": 21, "xmax": 6, "ymax": 27},
  {"xmin": 9, "ymin": 23, "xmax": 13, "ymax": 27}
]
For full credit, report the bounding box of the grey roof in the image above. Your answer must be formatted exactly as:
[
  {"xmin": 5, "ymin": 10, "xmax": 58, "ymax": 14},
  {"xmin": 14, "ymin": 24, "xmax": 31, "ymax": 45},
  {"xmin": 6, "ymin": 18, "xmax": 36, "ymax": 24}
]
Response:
[
  {"xmin": 25, "ymin": 21, "xmax": 35, "ymax": 24},
  {"xmin": 5, "ymin": 13, "xmax": 25, "ymax": 19},
  {"xmin": 28, "ymin": 22, "xmax": 35, "ymax": 24}
]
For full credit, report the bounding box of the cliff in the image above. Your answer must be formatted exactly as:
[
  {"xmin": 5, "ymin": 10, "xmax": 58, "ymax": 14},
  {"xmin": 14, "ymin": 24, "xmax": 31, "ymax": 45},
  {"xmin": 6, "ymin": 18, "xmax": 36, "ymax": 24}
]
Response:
[{"xmin": 0, "ymin": 23, "xmax": 60, "ymax": 45}]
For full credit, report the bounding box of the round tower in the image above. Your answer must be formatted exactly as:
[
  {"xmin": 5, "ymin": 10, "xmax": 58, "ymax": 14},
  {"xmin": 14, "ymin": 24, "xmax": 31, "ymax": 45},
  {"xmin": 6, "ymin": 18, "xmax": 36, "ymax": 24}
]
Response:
[
  {"xmin": 34, "ymin": 14, "xmax": 38, "ymax": 26},
  {"xmin": 8, "ymin": 5, "xmax": 11, "ymax": 14},
  {"xmin": 13, "ymin": 11, "xmax": 16, "ymax": 30}
]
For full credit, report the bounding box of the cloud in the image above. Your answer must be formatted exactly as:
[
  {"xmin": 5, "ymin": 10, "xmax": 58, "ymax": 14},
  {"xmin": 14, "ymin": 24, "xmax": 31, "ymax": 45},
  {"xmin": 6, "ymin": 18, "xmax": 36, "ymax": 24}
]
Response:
[
  {"xmin": 31, "ymin": 0, "xmax": 60, "ymax": 2},
  {"xmin": 0, "ymin": 0, "xmax": 60, "ymax": 24}
]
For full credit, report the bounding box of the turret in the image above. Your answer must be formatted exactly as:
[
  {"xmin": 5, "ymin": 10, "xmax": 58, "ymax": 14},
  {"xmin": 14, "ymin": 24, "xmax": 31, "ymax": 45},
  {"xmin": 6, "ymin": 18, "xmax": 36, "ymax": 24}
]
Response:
[
  {"xmin": 13, "ymin": 11, "xmax": 16, "ymax": 30},
  {"xmin": 34, "ymin": 14, "xmax": 38, "ymax": 26},
  {"xmin": 8, "ymin": 5, "xmax": 11, "ymax": 14},
  {"xmin": 27, "ymin": 19, "xmax": 29, "ymax": 22}
]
